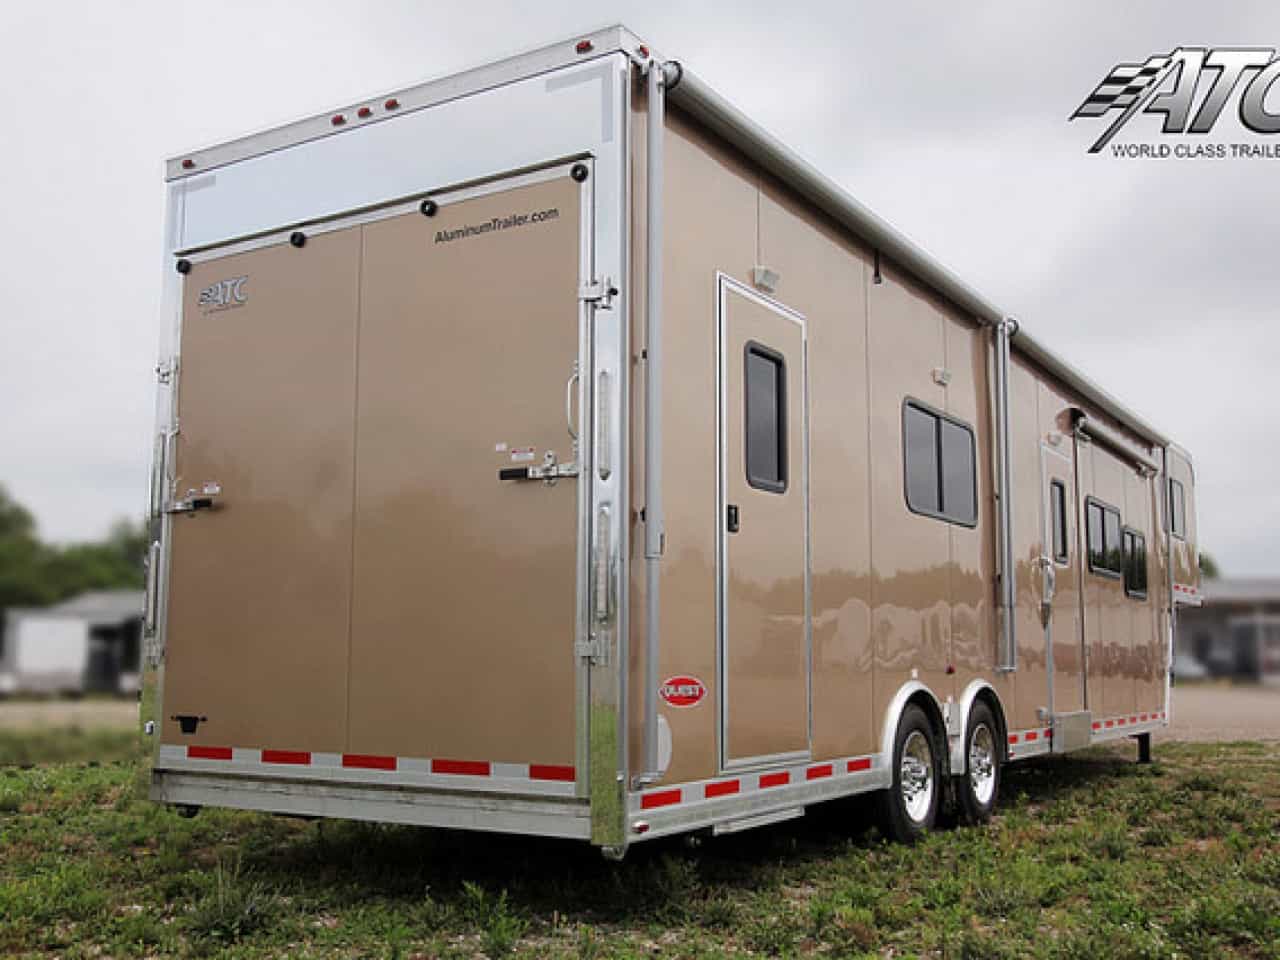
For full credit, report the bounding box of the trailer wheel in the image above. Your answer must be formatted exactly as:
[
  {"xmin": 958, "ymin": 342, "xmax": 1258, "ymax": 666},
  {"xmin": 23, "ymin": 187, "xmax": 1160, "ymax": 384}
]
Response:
[
  {"xmin": 879, "ymin": 704, "xmax": 941, "ymax": 842},
  {"xmin": 956, "ymin": 701, "xmax": 1000, "ymax": 825}
]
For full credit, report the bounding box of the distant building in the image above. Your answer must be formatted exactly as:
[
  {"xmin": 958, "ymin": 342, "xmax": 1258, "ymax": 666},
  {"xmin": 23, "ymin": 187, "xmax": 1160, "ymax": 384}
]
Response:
[
  {"xmin": 1176, "ymin": 579, "xmax": 1280, "ymax": 684},
  {"xmin": 0, "ymin": 589, "xmax": 144, "ymax": 695}
]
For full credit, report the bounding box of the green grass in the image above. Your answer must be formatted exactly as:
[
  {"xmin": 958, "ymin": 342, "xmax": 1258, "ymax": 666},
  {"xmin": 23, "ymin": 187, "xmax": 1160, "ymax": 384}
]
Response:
[
  {"xmin": 1, "ymin": 740, "xmax": 1278, "ymax": 958},
  {"xmin": 0, "ymin": 725, "xmax": 141, "ymax": 766}
]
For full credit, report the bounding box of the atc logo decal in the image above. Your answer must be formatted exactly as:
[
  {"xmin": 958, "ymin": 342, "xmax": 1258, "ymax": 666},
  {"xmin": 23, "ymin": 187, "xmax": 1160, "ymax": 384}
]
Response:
[
  {"xmin": 1071, "ymin": 48, "xmax": 1280, "ymax": 155},
  {"xmin": 660, "ymin": 676, "xmax": 707, "ymax": 708},
  {"xmin": 197, "ymin": 276, "xmax": 249, "ymax": 312}
]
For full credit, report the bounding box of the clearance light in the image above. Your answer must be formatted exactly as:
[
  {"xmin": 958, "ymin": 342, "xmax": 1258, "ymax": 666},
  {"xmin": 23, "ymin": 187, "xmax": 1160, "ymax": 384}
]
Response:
[
  {"xmin": 181, "ymin": 158, "xmax": 195, "ymax": 170},
  {"xmin": 384, "ymin": 98, "xmax": 400, "ymax": 110},
  {"xmin": 357, "ymin": 106, "xmax": 372, "ymax": 119},
  {"xmin": 331, "ymin": 114, "xmax": 346, "ymax": 127},
  {"xmin": 576, "ymin": 39, "xmax": 593, "ymax": 53},
  {"xmin": 638, "ymin": 44, "xmax": 650, "ymax": 58}
]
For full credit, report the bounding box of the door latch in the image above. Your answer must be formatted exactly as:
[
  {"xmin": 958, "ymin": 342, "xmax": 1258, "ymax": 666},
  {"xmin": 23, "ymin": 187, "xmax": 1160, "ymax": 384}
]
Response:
[
  {"xmin": 579, "ymin": 276, "xmax": 617, "ymax": 310},
  {"xmin": 166, "ymin": 482, "xmax": 222, "ymax": 515},
  {"xmin": 726, "ymin": 504, "xmax": 740, "ymax": 533},
  {"xmin": 498, "ymin": 451, "xmax": 580, "ymax": 486}
]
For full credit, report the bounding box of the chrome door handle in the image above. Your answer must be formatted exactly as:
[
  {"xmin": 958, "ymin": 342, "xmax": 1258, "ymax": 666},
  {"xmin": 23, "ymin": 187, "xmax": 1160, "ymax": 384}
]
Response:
[{"xmin": 566, "ymin": 364, "xmax": 580, "ymax": 442}]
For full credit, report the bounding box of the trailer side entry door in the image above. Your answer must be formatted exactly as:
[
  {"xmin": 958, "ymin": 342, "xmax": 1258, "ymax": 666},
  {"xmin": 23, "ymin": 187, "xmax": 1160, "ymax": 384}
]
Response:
[
  {"xmin": 164, "ymin": 165, "xmax": 588, "ymax": 780},
  {"xmin": 717, "ymin": 276, "xmax": 810, "ymax": 769},
  {"xmin": 1041, "ymin": 445, "xmax": 1085, "ymax": 715}
]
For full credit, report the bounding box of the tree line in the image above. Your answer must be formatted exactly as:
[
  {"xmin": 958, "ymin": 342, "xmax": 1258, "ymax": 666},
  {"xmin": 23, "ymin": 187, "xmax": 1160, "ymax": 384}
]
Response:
[{"xmin": 0, "ymin": 486, "xmax": 146, "ymax": 616}]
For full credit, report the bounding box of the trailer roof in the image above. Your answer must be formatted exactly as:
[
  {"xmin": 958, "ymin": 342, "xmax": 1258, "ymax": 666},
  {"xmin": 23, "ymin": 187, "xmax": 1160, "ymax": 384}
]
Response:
[{"xmin": 166, "ymin": 25, "xmax": 1170, "ymax": 450}]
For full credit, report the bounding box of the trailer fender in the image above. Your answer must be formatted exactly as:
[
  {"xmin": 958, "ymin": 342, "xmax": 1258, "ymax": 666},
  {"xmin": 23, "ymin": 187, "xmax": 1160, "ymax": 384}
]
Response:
[
  {"xmin": 879, "ymin": 681, "xmax": 946, "ymax": 778},
  {"xmin": 950, "ymin": 680, "xmax": 1006, "ymax": 776}
]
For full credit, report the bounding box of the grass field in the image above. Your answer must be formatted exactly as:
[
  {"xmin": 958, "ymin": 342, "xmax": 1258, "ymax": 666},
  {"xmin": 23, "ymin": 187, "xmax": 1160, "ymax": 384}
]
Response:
[{"xmin": 1, "ymin": 735, "xmax": 1278, "ymax": 959}]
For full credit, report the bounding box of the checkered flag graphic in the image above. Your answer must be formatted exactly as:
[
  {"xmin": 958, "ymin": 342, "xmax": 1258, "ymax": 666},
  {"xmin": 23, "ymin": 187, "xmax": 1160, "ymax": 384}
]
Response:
[{"xmin": 1071, "ymin": 54, "xmax": 1173, "ymax": 118}]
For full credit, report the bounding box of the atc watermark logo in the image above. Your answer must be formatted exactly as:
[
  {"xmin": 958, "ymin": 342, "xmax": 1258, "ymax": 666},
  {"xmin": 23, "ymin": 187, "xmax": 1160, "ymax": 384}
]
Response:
[{"xmin": 1070, "ymin": 48, "xmax": 1280, "ymax": 158}]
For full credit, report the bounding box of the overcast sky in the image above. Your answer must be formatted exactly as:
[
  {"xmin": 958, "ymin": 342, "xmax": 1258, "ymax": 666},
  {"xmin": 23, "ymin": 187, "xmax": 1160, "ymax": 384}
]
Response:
[{"xmin": 2, "ymin": 1, "xmax": 1276, "ymax": 574}]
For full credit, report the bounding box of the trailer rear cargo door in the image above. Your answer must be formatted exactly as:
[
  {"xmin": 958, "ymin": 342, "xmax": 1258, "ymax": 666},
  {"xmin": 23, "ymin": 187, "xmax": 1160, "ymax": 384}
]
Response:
[
  {"xmin": 162, "ymin": 164, "xmax": 589, "ymax": 776},
  {"xmin": 164, "ymin": 229, "xmax": 362, "ymax": 752},
  {"xmin": 345, "ymin": 168, "xmax": 586, "ymax": 772}
]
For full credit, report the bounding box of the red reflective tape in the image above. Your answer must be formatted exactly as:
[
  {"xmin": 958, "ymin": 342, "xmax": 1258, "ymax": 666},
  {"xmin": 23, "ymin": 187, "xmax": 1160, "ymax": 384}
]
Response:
[
  {"xmin": 704, "ymin": 779, "xmax": 740, "ymax": 799},
  {"xmin": 1008, "ymin": 734, "xmax": 1020, "ymax": 745},
  {"xmin": 1129, "ymin": 717, "xmax": 1137, "ymax": 724},
  {"xmin": 847, "ymin": 757, "xmax": 872, "ymax": 773},
  {"xmin": 1092, "ymin": 722, "xmax": 1101, "ymax": 730},
  {"xmin": 1045, "ymin": 728, "xmax": 1053, "ymax": 739},
  {"xmin": 1105, "ymin": 720, "xmax": 1115, "ymax": 728},
  {"xmin": 432, "ymin": 758, "xmax": 490, "ymax": 776},
  {"xmin": 188, "ymin": 745, "xmax": 232, "ymax": 760},
  {"xmin": 1140, "ymin": 714, "xmax": 1148, "ymax": 722},
  {"xmin": 641, "ymin": 788, "xmax": 682, "ymax": 809},
  {"xmin": 760, "ymin": 771, "xmax": 790, "ymax": 789},
  {"xmin": 262, "ymin": 749, "xmax": 310, "ymax": 765},
  {"xmin": 1026, "ymin": 731, "xmax": 1039, "ymax": 742},
  {"xmin": 342, "ymin": 753, "xmax": 396, "ymax": 771},
  {"xmin": 806, "ymin": 764, "xmax": 833, "ymax": 780},
  {"xmin": 529, "ymin": 764, "xmax": 575, "ymax": 782}
]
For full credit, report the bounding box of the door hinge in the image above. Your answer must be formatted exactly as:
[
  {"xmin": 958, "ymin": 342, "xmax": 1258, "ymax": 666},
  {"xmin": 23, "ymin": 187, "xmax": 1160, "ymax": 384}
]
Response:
[
  {"xmin": 576, "ymin": 632, "xmax": 610, "ymax": 665},
  {"xmin": 579, "ymin": 276, "xmax": 618, "ymax": 310},
  {"xmin": 156, "ymin": 360, "xmax": 175, "ymax": 385}
]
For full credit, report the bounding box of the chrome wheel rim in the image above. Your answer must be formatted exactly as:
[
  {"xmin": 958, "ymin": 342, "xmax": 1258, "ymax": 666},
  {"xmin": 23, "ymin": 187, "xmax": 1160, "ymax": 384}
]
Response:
[
  {"xmin": 969, "ymin": 722, "xmax": 996, "ymax": 806},
  {"xmin": 900, "ymin": 730, "xmax": 934, "ymax": 824}
]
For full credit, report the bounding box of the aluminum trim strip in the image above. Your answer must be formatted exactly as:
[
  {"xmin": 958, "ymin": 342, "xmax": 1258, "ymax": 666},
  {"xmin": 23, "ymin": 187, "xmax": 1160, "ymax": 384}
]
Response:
[
  {"xmin": 630, "ymin": 752, "xmax": 883, "ymax": 812},
  {"xmin": 156, "ymin": 744, "xmax": 578, "ymax": 797}
]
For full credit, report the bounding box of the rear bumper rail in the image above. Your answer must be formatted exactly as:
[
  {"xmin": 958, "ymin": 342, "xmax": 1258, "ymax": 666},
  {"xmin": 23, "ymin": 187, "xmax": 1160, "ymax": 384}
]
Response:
[{"xmin": 152, "ymin": 769, "xmax": 589, "ymax": 840}]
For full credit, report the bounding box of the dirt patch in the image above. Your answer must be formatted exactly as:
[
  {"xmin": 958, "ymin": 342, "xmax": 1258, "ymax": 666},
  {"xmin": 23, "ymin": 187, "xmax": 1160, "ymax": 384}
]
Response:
[
  {"xmin": 0, "ymin": 697, "xmax": 138, "ymax": 731},
  {"xmin": 1157, "ymin": 682, "xmax": 1280, "ymax": 742}
]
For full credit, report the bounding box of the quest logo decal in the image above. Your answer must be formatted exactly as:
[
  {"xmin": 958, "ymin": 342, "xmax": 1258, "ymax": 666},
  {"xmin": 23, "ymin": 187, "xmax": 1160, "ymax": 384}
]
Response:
[
  {"xmin": 197, "ymin": 276, "xmax": 249, "ymax": 312},
  {"xmin": 659, "ymin": 675, "xmax": 707, "ymax": 708},
  {"xmin": 1070, "ymin": 47, "xmax": 1280, "ymax": 158}
]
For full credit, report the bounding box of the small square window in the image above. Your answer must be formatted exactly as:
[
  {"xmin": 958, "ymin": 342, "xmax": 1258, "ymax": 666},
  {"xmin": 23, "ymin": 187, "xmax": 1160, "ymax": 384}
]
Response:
[
  {"xmin": 902, "ymin": 400, "xmax": 977, "ymax": 527},
  {"xmin": 744, "ymin": 342, "xmax": 787, "ymax": 493},
  {"xmin": 1169, "ymin": 478, "xmax": 1187, "ymax": 539},
  {"xmin": 1050, "ymin": 480, "xmax": 1068, "ymax": 564},
  {"xmin": 1086, "ymin": 498, "xmax": 1123, "ymax": 577},
  {"xmin": 1124, "ymin": 528, "xmax": 1148, "ymax": 598}
]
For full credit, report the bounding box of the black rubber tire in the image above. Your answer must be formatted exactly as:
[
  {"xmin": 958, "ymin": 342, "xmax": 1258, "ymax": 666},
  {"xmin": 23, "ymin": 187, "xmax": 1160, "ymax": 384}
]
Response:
[
  {"xmin": 956, "ymin": 701, "xmax": 1001, "ymax": 825},
  {"xmin": 878, "ymin": 703, "xmax": 942, "ymax": 843}
]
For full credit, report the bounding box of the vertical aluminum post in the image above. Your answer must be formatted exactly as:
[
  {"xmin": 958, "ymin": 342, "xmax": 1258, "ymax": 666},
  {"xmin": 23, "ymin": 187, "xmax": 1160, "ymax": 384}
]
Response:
[
  {"xmin": 641, "ymin": 60, "xmax": 678, "ymax": 781},
  {"xmin": 995, "ymin": 318, "xmax": 1017, "ymax": 671}
]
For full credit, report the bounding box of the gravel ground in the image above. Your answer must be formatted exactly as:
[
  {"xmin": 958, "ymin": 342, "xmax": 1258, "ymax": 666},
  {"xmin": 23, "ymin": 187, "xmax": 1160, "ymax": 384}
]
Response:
[
  {"xmin": 0, "ymin": 697, "xmax": 138, "ymax": 730},
  {"xmin": 1157, "ymin": 681, "xmax": 1280, "ymax": 742},
  {"xmin": 0, "ymin": 684, "xmax": 1275, "ymax": 741}
]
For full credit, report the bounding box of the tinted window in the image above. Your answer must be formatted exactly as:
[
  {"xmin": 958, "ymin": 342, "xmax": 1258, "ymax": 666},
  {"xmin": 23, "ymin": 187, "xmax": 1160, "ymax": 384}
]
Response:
[
  {"xmin": 1050, "ymin": 480, "xmax": 1068, "ymax": 563},
  {"xmin": 1086, "ymin": 498, "xmax": 1123, "ymax": 576},
  {"xmin": 1170, "ymin": 478, "xmax": 1186, "ymax": 538},
  {"xmin": 940, "ymin": 420, "xmax": 977, "ymax": 525},
  {"xmin": 1087, "ymin": 502, "xmax": 1105, "ymax": 571},
  {"xmin": 1104, "ymin": 508, "xmax": 1122, "ymax": 572},
  {"xmin": 904, "ymin": 403, "xmax": 940, "ymax": 514},
  {"xmin": 745, "ymin": 343, "xmax": 786, "ymax": 492},
  {"xmin": 903, "ymin": 401, "xmax": 977, "ymax": 526},
  {"xmin": 1124, "ymin": 529, "xmax": 1148, "ymax": 598}
]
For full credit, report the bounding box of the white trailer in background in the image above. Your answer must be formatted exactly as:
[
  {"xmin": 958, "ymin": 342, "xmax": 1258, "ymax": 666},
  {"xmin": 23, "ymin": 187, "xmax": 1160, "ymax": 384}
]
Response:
[
  {"xmin": 0, "ymin": 615, "xmax": 88, "ymax": 695},
  {"xmin": 0, "ymin": 590, "xmax": 144, "ymax": 695}
]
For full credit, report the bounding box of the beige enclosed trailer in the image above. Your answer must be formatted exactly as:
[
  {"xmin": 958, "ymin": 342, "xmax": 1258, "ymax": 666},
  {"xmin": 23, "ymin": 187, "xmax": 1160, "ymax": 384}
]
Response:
[{"xmin": 144, "ymin": 26, "xmax": 1200, "ymax": 855}]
